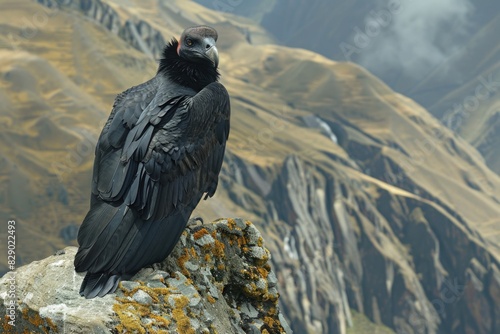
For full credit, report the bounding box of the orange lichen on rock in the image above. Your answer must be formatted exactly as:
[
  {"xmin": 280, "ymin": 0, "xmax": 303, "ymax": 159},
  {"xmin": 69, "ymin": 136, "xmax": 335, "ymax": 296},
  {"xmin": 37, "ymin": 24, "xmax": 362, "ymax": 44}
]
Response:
[
  {"xmin": 257, "ymin": 237, "xmax": 264, "ymax": 247},
  {"xmin": 257, "ymin": 267, "xmax": 269, "ymax": 279},
  {"xmin": 213, "ymin": 239, "xmax": 225, "ymax": 258},
  {"xmin": 193, "ymin": 228, "xmax": 209, "ymax": 240},
  {"xmin": 264, "ymin": 315, "xmax": 283, "ymax": 332},
  {"xmin": 207, "ymin": 295, "xmax": 216, "ymax": 304},
  {"xmin": 189, "ymin": 247, "xmax": 198, "ymax": 258},
  {"xmin": 226, "ymin": 218, "xmax": 237, "ymax": 230},
  {"xmin": 237, "ymin": 235, "xmax": 249, "ymax": 248},
  {"xmin": 2, "ymin": 315, "xmax": 15, "ymax": 334},
  {"xmin": 20, "ymin": 307, "xmax": 57, "ymax": 333}
]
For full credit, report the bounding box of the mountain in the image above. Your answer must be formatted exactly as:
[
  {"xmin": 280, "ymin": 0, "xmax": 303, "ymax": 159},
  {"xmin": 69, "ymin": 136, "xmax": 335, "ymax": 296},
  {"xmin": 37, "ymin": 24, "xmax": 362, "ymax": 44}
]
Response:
[
  {"xmin": 212, "ymin": 0, "xmax": 500, "ymax": 175},
  {"xmin": 0, "ymin": 0, "xmax": 499, "ymax": 333}
]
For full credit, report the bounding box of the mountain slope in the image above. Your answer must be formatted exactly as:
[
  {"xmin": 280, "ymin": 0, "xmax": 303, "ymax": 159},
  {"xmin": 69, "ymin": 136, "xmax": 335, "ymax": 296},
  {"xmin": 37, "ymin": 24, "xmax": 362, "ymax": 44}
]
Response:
[
  {"xmin": 0, "ymin": 1, "xmax": 499, "ymax": 333},
  {"xmin": 250, "ymin": 0, "xmax": 500, "ymax": 175}
]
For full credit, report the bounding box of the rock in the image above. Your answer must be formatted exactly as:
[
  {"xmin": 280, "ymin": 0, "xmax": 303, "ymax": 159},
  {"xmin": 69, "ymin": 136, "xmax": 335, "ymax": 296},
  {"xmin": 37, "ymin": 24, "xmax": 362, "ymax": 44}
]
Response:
[
  {"xmin": 37, "ymin": 0, "xmax": 121, "ymax": 34},
  {"xmin": 36, "ymin": 0, "xmax": 165, "ymax": 59},
  {"xmin": 132, "ymin": 289, "xmax": 153, "ymax": 305},
  {"xmin": 0, "ymin": 220, "xmax": 291, "ymax": 333},
  {"xmin": 118, "ymin": 19, "xmax": 166, "ymax": 59}
]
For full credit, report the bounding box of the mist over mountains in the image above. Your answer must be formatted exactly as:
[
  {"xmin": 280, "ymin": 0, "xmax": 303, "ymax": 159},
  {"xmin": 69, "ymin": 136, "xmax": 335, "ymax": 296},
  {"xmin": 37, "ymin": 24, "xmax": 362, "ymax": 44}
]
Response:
[{"xmin": 198, "ymin": 0, "xmax": 500, "ymax": 175}]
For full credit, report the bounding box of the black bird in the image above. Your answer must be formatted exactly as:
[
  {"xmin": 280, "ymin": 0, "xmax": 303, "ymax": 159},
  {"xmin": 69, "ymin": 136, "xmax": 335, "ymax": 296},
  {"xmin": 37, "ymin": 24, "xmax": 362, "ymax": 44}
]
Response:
[{"xmin": 74, "ymin": 26, "xmax": 230, "ymax": 298}]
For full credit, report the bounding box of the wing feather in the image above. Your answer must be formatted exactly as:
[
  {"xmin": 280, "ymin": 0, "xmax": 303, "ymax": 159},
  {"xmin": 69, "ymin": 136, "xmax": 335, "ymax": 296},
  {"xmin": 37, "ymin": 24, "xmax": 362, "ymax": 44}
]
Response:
[
  {"xmin": 124, "ymin": 81, "xmax": 230, "ymax": 221},
  {"xmin": 78, "ymin": 78, "xmax": 229, "ymax": 279}
]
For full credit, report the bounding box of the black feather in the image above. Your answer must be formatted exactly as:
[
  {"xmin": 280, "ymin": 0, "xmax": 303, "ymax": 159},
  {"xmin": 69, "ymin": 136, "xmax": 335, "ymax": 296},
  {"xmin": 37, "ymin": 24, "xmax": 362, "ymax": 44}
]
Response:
[{"xmin": 75, "ymin": 27, "xmax": 230, "ymax": 299}]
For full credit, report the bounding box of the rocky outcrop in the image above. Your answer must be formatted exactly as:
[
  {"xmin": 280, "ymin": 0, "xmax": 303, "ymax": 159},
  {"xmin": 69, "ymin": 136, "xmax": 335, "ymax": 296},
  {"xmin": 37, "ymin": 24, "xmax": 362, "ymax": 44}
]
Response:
[
  {"xmin": 37, "ymin": 0, "xmax": 121, "ymax": 34},
  {"xmin": 0, "ymin": 219, "xmax": 291, "ymax": 334},
  {"xmin": 252, "ymin": 154, "xmax": 500, "ymax": 334},
  {"xmin": 36, "ymin": 0, "xmax": 165, "ymax": 58},
  {"xmin": 118, "ymin": 19, "xmax": 166, "ymax": 59}
]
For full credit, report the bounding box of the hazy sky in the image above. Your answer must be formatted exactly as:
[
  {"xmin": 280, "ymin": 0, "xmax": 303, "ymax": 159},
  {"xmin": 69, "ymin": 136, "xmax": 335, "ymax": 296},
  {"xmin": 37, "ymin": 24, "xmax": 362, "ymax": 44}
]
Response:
[{"xmin": 358, "ymin": 0, "xmax": 474, "ymax": 80}]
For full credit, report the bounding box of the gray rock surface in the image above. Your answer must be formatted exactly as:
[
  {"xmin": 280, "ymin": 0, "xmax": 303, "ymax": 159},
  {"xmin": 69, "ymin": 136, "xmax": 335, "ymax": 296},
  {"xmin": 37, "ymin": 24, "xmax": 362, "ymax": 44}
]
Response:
[{"xmin": 0, "ymin": 220, "xmax": 291, "ymax": 333}]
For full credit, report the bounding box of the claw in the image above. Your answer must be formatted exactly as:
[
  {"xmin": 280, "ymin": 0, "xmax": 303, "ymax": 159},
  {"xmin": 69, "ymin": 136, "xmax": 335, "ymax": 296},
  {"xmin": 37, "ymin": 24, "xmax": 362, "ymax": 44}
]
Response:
[{"xmin": 187, "ymin": 216, "xmax": 204, "ymax": 228}]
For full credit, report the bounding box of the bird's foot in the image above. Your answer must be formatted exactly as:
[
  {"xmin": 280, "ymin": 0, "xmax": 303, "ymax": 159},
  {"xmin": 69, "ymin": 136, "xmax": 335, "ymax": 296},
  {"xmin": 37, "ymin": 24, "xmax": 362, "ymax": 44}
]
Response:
[{"xmin": 187, "ymin": 216, "xmax": 204, "ymax": 229}]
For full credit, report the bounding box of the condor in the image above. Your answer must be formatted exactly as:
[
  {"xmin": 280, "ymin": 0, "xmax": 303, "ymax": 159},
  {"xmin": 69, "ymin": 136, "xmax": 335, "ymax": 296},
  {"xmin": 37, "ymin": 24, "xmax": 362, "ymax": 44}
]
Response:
[{"xmin": 74, "ymin": 26, "xmax": 230, "ymax": 298}]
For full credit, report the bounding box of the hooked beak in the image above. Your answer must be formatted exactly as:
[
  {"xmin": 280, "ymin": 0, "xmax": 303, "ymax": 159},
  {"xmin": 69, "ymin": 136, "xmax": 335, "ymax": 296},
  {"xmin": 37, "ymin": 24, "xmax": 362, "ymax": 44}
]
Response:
[{"xmin": 205, "ymin": 45, "xmax": 219, "ymax": 69}]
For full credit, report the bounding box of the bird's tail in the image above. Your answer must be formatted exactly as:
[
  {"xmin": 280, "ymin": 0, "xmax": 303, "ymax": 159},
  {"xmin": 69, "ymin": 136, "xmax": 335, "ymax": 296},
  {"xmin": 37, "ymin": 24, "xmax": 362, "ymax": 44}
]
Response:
[
  {"xmin": 74, "ymin": 199, "xmax": 136, "ymax": 273},
  {"xmin": 79, "ymin": 272, "xmax": 122, "ymax": 298},
  {"xmin": 74, "ymin": 198, "xmax": 138, "ymax": 298},
  {"xmin": 74, "ymin": 197, "xmax": 192, "ymax": 298}
]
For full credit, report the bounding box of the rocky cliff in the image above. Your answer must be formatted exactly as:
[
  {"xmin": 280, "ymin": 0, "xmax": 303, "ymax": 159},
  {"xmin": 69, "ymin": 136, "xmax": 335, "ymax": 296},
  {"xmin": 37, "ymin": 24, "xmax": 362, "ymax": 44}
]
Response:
[
  {"xmin": 36, "ymin": 0, "xmax": 166, "ymax": 58},
  {"xmin": 0, "ymin": 219, "xmax": 291, "ymax": 334}
]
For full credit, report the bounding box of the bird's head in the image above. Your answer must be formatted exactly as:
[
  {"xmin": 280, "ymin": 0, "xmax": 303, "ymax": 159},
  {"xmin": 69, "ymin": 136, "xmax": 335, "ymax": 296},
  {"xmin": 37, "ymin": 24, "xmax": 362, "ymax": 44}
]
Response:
[
  {"xmin": 159, "ymin": 25, "xmax": 220, "ymax": 91},
  {"xmin": 176, "ymin": 26, "xmax": 219, "ymax": 69}
]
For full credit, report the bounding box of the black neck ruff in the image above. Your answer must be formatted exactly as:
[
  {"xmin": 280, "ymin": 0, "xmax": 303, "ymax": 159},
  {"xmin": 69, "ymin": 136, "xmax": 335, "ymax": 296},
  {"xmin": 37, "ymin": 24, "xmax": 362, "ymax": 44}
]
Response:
[{"xmin": 158, "ymin": 39, "xmax": 220, "ymax": 92}]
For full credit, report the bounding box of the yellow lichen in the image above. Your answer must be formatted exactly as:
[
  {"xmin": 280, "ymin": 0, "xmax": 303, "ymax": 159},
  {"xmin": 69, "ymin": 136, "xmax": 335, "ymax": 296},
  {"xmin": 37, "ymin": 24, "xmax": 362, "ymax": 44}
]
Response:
[
  {"xmin": 267, "ymin": 307, "xmax": 277, "ymax": 316},
  {"xmin": 2, "ymin": 315, "xmax": 16, "ymax": 334},
  {"xmin": 189, "ymin": 247, "xmax": 197, "ymax": 258},
  {"xmin": 257, "ymin": 237, "xmax": 264, "ymax": 247},
  {"xmin": 237, "ymin": 235, "xmax": 249, "ymax": 248},
  {"xmin": 193, "ymin": 228, "xmax": 209, "ymax": 240},
  {"xmin": 213, "ymin": 240, "xmax": 225, "ymax": 258},
  {"xmin": 152, "ymin": 287, "xmax": 171, "ymax": 296},
  {"xmin": 207, "ymin": 295, "xmax": 216, "ymax": 304},
  {"xmin": 113, "ymin": 301, "xmax": 148, "ymax": 334},
  {"xmin": 150, "ymin": 313, "xmax": 171, "ymax": 328},
  {"xmin": 257, "ymin": 267, "xmax": 269, "ymax": 279},
  {"xmin": 227, "ymin": 218, "xmax": 236, "ymax": 230},
  {"xmin": 177, "ymin": 248, "xmax": 191, "ymax": 277},
  {"xmin": 263, "ymin": 315, "xmax": 282, "ymax": 332},
  {"xmin": 172, "ymin": 295, "xmax": 195, "ymax": 334},
  {"xmin": 113, "ymin": 283, "xmax": 176, "ymax": 333},
  {"xmin": 20, "ymin": 307, "xmax": 57, "ymax": 333},
  {"xmin": 118, "ymin": 284, "xmax": 160, "ymax": 304}
]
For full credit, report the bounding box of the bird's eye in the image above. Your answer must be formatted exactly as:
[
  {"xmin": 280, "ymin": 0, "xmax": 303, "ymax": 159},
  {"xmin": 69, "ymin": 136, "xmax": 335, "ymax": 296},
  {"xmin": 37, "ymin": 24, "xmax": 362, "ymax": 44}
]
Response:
[{"xmin": 186, "ymin": 38, "xmax": 193, "ymax": 46}]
